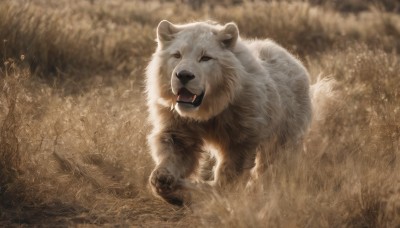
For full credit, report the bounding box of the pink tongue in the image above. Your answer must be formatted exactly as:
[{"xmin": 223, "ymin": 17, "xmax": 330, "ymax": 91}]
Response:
[{"xmin": 177, "ymin": 89, "xmax": 195, "ymax": 103}]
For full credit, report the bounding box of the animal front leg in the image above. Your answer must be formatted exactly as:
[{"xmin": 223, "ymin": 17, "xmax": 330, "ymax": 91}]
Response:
[
  {"xmin": 148, "ymin": 130, "xmax": 202, "ymax": 205},
  {"xmin": 213, "ymin": 144, "xmax": 257, "ymax": 187}
]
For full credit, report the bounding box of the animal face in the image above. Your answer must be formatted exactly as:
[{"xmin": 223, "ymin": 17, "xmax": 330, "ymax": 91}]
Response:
[{"xmin": 155, "ymin": 20, "xmax": 242, "ymax": 120}]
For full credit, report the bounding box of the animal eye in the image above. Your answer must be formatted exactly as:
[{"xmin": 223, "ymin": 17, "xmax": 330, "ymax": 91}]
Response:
[
  {"xmin": 200, "ymin": 56, "xmax": 212, "ymax": 62},
  {"xmin": 172, "ymin": 52, "xmax": 181, "ymax": 59}
]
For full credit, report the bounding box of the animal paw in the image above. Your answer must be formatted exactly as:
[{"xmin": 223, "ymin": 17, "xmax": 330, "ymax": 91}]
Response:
[{"xmin": 150, "ymin": 167, "xmax": 178, "ymax": 195}]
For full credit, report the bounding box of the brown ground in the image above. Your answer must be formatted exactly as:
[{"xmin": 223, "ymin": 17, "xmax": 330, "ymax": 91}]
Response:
[{"xmin": 1, "ymin": 0, "xmax": 399, "ymax": 227}]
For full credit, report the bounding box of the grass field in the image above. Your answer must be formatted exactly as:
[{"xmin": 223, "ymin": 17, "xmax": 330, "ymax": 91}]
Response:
[{"xmin": 0, "ymin": 0, "xmax": 399, "ymax": 226}]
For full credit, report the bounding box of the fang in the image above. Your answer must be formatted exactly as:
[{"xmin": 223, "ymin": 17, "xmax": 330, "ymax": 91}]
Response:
[{"xmin": 191, "ymin": 95, "xmax": 197, "ymax": 103}]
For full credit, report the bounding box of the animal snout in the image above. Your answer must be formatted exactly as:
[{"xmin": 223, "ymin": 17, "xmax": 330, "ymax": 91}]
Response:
[{"xmin": 176, "ymin": 70, "xmax": 195, "ymax": 85}]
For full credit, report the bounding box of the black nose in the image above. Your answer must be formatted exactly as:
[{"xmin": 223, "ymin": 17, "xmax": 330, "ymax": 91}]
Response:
[{"xmin": 176, "ymin": 70, "xmax": 195, "ymax": 84}]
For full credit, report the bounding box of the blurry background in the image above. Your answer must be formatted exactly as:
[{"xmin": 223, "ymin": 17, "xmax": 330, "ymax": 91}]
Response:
[{"xmin": 0, "ymin": 0, "xmax": 399, "ymax": 226}]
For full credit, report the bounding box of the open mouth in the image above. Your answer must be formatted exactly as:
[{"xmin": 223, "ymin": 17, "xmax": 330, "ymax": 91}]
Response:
[{"xmin": 176, "ymin": 88, "xmax": 204, "ymax": 107}]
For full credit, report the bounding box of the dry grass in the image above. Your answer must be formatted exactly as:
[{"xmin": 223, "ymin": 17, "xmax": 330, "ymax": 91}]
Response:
[{"xmin": 0, "ymin": 0, "xmax": 399, "ymax": 226}]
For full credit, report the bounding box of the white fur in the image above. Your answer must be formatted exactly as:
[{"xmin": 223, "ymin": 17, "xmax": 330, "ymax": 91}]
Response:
[{"xmin": 145, "ymin": 20, "xmax": 312, "ymax": 205}]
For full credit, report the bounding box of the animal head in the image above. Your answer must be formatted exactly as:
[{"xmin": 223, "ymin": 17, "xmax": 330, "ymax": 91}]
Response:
[{"xmin": 148, "ymin": 20, "xmax": 244, "ymax": 121}]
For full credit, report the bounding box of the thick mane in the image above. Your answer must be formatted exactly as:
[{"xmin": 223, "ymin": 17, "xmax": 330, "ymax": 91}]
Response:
[{"xmin": 146, "ymin": 20, "xmax": 312, "ymax": 205}]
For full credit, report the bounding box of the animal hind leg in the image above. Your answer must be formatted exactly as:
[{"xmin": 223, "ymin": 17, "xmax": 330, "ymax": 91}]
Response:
[{"xmin": 250, "ymin": 135, "xmax": 280, "ymax": 184}]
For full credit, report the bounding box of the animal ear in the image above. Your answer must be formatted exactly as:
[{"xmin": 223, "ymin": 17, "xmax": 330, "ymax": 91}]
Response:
[
  {"xmin": 157, "ymin": 20, "xmax": 179, "ymax": 43},
  {"xmin": 218, "ymin": 22, "xmax": 239, "ymax": 48}
]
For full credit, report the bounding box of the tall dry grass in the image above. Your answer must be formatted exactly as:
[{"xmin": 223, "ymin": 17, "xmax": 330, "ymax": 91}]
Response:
[
  {"xmin": 0, "ymin": 0, "xmax": 399, "ymax": 226},
  {"xmin": 195, "ymin": 45, "xmax": 400, "ymax": 227}
]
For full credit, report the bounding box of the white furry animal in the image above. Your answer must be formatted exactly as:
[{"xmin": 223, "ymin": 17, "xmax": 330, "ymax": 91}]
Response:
[{"xmin": 146, "ymin": 20, "xmax": 312, "ymax": 205}]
